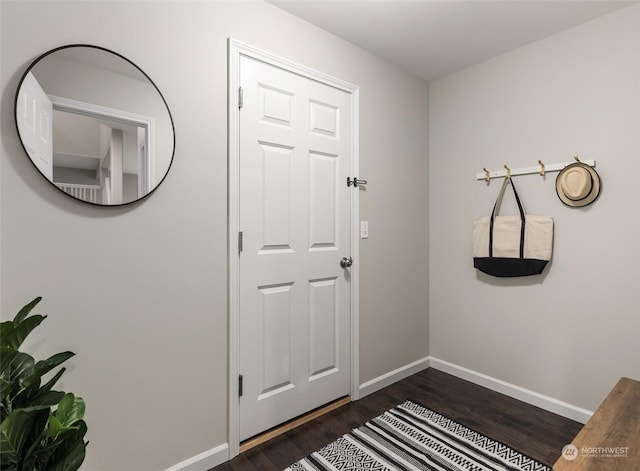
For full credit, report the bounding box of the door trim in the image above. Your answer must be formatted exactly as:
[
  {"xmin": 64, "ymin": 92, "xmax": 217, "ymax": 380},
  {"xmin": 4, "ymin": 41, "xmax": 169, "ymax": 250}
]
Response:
[
  {"xmin": 48, "ymin": 94, "xmax": 155, "ymax": 196},
  {"xmin": 227, "ymin": 38, "xmax": 360, "ymax": 458}
]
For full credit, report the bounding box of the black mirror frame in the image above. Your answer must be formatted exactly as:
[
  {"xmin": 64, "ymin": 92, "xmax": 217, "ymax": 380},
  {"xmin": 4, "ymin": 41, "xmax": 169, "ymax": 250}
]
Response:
[{"xmin": 14, "ymin": 44, "xmax": 176, "ymax": 207}]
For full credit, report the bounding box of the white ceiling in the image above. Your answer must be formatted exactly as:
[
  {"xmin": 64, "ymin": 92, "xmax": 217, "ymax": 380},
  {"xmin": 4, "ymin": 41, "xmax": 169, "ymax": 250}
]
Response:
[{"xmin": 267, "ymin": 0, "xmax": 637, "ymax": 81}]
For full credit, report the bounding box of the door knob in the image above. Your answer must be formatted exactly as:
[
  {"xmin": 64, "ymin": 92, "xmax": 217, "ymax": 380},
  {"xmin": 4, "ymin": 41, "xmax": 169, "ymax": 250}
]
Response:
[{"xmin": 340, "ymin": 257, "xmax": 353, "ymax": 268}]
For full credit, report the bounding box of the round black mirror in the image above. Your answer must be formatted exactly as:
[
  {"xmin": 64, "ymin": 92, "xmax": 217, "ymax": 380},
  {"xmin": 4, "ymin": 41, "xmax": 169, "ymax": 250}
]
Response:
[{"xmin": 15, "ymin": 45, "xmax": 175, "ymax": 206}]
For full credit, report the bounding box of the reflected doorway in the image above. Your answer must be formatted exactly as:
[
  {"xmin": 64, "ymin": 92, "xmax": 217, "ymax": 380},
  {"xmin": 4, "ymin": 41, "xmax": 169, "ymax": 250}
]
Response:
[
  {"xmin": 52, "ymin": 109, "xmax": 149, "ymax": 204},
  {"xmin": 48, "ymin": 95, "xmax": 154, "ymax": 205}
]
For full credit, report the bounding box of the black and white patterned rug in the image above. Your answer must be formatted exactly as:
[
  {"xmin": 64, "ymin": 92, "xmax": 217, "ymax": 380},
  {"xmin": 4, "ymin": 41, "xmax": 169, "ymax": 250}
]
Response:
[{"xmin": 284, "ymin": 400, "xmax": 551, "ymax": 471}]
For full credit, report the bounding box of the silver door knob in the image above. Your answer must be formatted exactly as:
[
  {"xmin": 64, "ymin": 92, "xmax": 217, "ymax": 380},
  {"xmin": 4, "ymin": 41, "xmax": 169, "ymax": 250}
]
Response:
[{"xmin": 340, "ymin": 257, "xmax": 353, "ymax": 268}]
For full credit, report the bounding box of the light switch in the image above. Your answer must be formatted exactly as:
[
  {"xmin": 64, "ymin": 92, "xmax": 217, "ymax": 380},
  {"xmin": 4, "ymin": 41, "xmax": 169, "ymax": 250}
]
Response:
[{"xmin": 360, "ymin": 220, "xmax": 369, "ymax": 239}]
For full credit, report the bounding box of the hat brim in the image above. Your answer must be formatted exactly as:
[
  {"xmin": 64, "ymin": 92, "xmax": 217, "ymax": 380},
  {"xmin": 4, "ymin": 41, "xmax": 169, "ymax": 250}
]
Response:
[{"xmin": 555, "ymin": 162, "xmax": 601, "ymax": 207}]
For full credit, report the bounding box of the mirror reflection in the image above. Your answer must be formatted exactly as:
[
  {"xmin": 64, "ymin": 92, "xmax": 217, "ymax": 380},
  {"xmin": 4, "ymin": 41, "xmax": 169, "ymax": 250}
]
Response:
[{"xmin": 15, "ymin": 45, "xmax": 174, "ymax": 205}]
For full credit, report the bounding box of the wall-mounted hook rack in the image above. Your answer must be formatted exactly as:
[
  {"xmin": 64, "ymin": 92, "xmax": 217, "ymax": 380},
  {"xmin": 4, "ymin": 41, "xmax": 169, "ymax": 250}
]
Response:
[{"xmin": 476, "ymin": 157, "xmax": 596, "ymax": 181}]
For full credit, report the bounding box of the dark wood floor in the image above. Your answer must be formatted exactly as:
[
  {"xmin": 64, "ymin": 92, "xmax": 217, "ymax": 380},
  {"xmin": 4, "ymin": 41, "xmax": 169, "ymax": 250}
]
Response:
[{"xmin": 212, "ymin": 368, "xmax": 583, "ymax": 470}]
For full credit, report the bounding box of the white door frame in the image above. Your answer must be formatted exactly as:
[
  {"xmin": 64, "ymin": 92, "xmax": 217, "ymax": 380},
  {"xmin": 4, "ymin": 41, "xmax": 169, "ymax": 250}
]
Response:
[
  {"xmin": 227, "ymin": 38, "xmax": 360, "ymax": 458},
  {"xmin": 49, "ymin": 95, "xmax": 156, "ymax": 196}
]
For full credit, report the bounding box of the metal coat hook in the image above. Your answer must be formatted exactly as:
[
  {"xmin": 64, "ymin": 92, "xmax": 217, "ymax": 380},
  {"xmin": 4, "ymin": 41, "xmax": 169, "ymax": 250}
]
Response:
[
  {"xmin": 574, "ymin": 155, "xmax": 580, "ymax": 162},
  {"xmin": 504, "ymin": 164, "xmax": 511, "ymax": 179},
  {"xmin": 482, "ymin": 167, "xmax": 490, "ymax": 183},
  {"xmin": 538, "ymin": 160, "xmax": 545, "ymax": 176}
]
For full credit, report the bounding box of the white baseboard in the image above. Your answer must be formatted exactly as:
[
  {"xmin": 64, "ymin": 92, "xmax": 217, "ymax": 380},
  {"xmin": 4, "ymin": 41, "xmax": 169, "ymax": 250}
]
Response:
[
  {"xmin": 359, "ymin": 356, "xmax": 430, "ymax": 398},
  {"xmin": 165, "ymin": 443, "xmax": 229, "ymax": 471},
  {"xmin": 428, "ymin": 357, "xmax": 593, "ymax": 424},
  {"xmin": 173, "ymin": 358, "xmax": 590, "ymax": 470}
]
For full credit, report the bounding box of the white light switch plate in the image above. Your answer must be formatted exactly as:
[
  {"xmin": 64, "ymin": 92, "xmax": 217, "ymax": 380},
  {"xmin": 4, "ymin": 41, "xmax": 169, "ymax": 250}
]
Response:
[{"xmin": 360, "ymin": 221, "xmax": 369, "ymax": 239}]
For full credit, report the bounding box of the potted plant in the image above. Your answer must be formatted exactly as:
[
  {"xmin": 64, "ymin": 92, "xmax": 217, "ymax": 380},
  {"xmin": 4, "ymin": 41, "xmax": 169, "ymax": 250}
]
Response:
[{"xmin": 0, "ymin": 297, "xmax": 87, "ymax": 470}]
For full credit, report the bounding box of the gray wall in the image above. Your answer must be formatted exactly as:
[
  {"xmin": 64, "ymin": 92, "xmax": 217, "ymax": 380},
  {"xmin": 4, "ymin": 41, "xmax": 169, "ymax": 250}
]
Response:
[
  {"xmin": 0, "ymin": 1, "xmax": 429, "ymax": 470},
  {"xmin": 429, "ymin": 4, "xmax": 640, "ymax": 413}
]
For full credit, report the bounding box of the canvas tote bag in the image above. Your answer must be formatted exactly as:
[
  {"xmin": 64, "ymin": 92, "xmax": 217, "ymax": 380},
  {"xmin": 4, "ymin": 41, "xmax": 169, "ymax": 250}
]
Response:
[{"xmin": 473, "ymin": 178, "xmax": 553, "ymax": 277}]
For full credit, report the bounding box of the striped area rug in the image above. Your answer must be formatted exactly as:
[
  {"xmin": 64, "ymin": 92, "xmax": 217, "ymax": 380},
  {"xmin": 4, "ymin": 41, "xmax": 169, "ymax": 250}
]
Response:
[{"xmin": 285, "ymin": 400, "xmax": 551, "ymax": 471}]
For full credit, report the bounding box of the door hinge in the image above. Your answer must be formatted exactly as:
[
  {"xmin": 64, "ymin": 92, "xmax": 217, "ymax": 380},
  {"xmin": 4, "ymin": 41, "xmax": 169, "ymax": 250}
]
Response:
[
  {"xmin": 238, "ymin": 231, "xmax": 243, "ymax": 254},
  {"xmin": 238, "ymin": 375, "xmax": 244, "ymax": 397},
  {"xmin": 238, "ymin": 87, "xmax": 243, "ymax": 109},
  {"xmin": 347, "ymin": 177, "xmax": 368, "ymax": 187}
]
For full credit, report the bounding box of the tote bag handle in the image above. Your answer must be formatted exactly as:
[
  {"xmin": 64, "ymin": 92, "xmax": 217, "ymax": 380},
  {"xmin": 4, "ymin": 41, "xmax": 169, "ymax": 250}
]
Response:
[{"xmin": 489, "ymin": 177, "xmax": 526, "ymax": 258}]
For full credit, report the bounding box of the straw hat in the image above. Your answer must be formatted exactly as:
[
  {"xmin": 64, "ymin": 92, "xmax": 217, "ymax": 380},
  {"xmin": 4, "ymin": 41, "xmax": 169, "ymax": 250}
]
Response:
[{"xmin": 555, "ymin": 162, "xmax": 601, "ymax": 207}]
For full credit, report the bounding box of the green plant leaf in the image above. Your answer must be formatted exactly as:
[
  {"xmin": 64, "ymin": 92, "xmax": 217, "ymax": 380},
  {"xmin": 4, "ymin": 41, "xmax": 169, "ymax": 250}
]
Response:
[
  {"xmin": 32, "ymin": 352, "xmax": 75, "ymax": 382},
  {"xmin": 54, "ymin": 394, "xmax": 85, "ymax": 428},
  {"xmin": 1, "ymin": 297, "xmax": 43, "ymax": 349},
  {"xmin": 0, "ymin": 377, "xmax": 12, "ymax": 400},
  {"xmin": 10, "ymin": 353, "xmax": 73, "ymax": 403},
  {"xmin": 9, "ymin": 352, "xmax": 34, "ymax": 382},
  {"xmin": 0, "ymin": 409, "xmax": 39, "ymax": 465},
  {"xmin": 0, "ymin": 462, "xmax": 17, "ymax": 471},
  {"xmin": 20, "ymin": 408, "xmax": 49, "ymax": 471},
  {"xmin": 30, "ymin": 438, "xmax": 60, "ymax": 470},
  {"xmin": 13, "ymin": 297, "xmax": 42, "ymax": 325},
  {"xmin": 39, "ymin": 368, "xmax": 66, "ymax": 395},
  {"xmin": 15, "ymin": 391, "xmax": 65, "ymax": 412},
  {"xmin": 0, "ymin": 450, "xmax": 19, "ymax": 471},
  {"xmin": 0, "ymin": 298, "xmax": 87, "ymax": 471},
  {"xmin": 5, "ymin": 403, "xmax": 51, "ymax": 415},
  {"xmin": 6, "ymin": 315, "xmax": 46, "ymax": 351},
  {"xmin": 46, "ymin": 415, "xmax": 77, "ymax": 440},
  {"xmin": 46, "ymin": 420, "xmax": 87, "ymax": 471},
  {"xmin": 20, "ymin": 377, "xmax": 42, "ymax": 406},
  {"xmin": 25, "ymin": 410, "xmax": 67, "ymax": 470},
  {"xmin": 0, "ymin": 347, "xmax": 19, "ymax": 376},
  {"xmin": 0, "ymin": 323, "xmax": 15, "ymax": 349},
  {"xmin": 47, "ymin": 438, "xmax": 86, "ymax": 471}
]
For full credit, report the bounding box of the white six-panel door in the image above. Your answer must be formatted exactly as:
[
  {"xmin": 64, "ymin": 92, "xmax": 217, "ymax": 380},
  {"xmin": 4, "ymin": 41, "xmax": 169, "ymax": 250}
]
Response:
[
  {"xmin": 238, "ymin": 55, "xmax": 353, "ymax": 441},
  {"xmin": 16, "ymin": 72, "xmax": 53, "ymax": 180}
]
